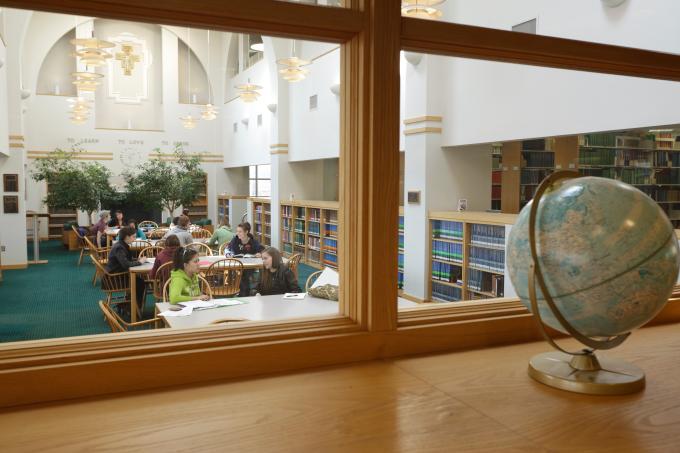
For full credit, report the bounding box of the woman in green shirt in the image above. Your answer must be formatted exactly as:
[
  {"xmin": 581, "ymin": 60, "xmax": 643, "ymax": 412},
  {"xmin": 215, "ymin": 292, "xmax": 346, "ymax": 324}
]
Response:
[
  {"xmin": 207, "ymin": 221, "xmax": 234, "ymax": 249},
  {"xmin": 168, "ymin": 247, "xmax": 211, "ymax": 304}
]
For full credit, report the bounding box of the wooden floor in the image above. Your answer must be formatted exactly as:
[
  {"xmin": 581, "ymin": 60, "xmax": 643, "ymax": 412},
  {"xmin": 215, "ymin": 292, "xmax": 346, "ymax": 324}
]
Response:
[{"xmin": 2, "ymin": 324, "xmax": 680, "ymax": 452}]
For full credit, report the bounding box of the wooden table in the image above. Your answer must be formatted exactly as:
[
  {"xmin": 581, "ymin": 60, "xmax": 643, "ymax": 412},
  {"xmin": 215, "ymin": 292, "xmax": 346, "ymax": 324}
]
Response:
[
  {"xmin": 129, "ymin": 255, "xmax": 271, "ymax": 323},
  {"xmin": 156, "ymin": 295, "xmax": 420, "ymax": 328}
]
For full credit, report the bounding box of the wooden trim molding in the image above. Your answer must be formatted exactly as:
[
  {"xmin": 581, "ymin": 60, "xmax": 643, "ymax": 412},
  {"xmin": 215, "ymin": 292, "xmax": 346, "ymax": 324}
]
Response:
[
  {"xmin": 95, "ymin": 127, "xmax": 165, "ymax": 132},
  {"xmin": 270, "ymin": 144, "xmax": 289, "ymax": 155},
  {"xmin": 403, "ymin": 127, "xmax": 442, "ymax": 135},
  {"xmin": 28, "ymin": 151, "xmax": 114, "ymax": 161},
  {"xmin": 0, "ymin": 263, "xmax": 28, "ymax": 270},
  {"xmin": 401, "ymin": 18, "xmax": 680, "ymax": 82},
  {"xmin": 269, "ymin": 144, "xmax": 288, "ymax": 149},
  {"xmin": 403, "ymin": 115, "xmax": 443, "ymax": 125},
  {"xmin": 8, "ymin": 143, "xmax": 24, "ymax": 148},
  {"xmin": 8, "ymin": 135, "xmax": 24, "ymax": 141}
]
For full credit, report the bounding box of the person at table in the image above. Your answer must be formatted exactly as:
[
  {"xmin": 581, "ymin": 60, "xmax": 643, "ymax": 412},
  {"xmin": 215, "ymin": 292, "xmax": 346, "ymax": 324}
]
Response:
[
  {"xmin": 227, "ymin": 222, "xmax": 264, "ymax": 296},
  {"xmin": 105, "ymin": 226, "xmax": 147, "ymax": 310},
  {"xmin": 127, "ymin": 219, "xmax": 147, "ymax": 240},
  {"xmin": 108, "ymin": 210, "xmax": 125, "ymax": 228},
  {"xmin": 168, "ymin": 246, "xmax": 210, "ymax": 304},
  {"xmin": 207, "ymin": 221, "xmax": 234, "ymax": 249},
  {"xmin": 255, "ymin": 247, "xmax": 301, "ymax": 296},
  {"xmin": 150, "ymin": 234, "xmax": 180, "ymax": 279},
  {"xmin": 90, "ymin": 211, "xmax": 110, "ymax": 247},
  {"xmin": 163, "ymin": 214, "xmax": 193, "ymax": 246}
]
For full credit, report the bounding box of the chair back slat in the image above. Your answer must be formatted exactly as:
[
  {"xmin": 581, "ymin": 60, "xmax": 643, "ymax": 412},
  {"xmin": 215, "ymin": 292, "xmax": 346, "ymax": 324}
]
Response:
[
  {"xmin": 153, "ymin": 261, "xmax": 174, "ymax": 301},
  {"xmin": 204, "ymin": 258, "xmax": 243, "ymax": 297},
  {"xmin": 139, "ymin": 246, "xmax": 163, "ymax": 259},
  {"xmin": 99, "ymin": 300, "xmax": 125, "ymax": 333},
  {"xmin": 305, "ymin": 270, "xmax": 323, "ymax": 292},
  {"xmin": 186, "ymin": 242, "xmax": 213, "ymax": 256},
  {"xmin": 162, "ymin": 274, "xmax": 213, "ymax": 302},
  {"xmin": 191, "ymin": 228, "xmax": 212, "ymax": 239},
  {"xmin": 287, "ymin": 253, "xmax": 303, "ymax": 280}
]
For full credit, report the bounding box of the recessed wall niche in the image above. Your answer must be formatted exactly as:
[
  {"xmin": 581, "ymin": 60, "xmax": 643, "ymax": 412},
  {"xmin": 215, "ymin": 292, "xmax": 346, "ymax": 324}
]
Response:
[{"xmin": 36, "ymin": 29, "xmax": 77, "ymax": 96}]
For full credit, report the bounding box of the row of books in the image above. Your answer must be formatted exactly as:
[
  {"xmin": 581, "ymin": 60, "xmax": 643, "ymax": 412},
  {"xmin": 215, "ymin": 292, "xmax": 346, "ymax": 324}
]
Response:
[
  {"xmin": 469, "ymin": 246, "xmax": 505, "ymax": 274},
  {"xmin": 308, "ymin": 236, "xmax": 321, "ymax": 250},
  {"xmin": 431, "ymin": 261, "xmax": 463, "ymax": 285},
  {"xmin": 491, "ymin": 170, "xmax": 502, "ymax": 185},
  {"xmin": 522, "ymin": 151, "xmax": 554, "ymax": 167},
  {"xmin": 398, "ymin": 254, "xmax": 404, "ymax": 272},
  {"xmin": 294, "ymin": 232, "xmax": 305, "ymax": 246},
  {"xmin": 520, "ymin": 168, "xmax": 553, "ymax": 184},
  {"xmin": 579, "ymin": 148, "xmax": 666, "ymax": 166},
  {"xmin": 325, "ymin": 223, "xmax": 338, "ymax": 238},
  {"xmin": 325, "ymin": 238, "xmax": 338, "ymax": 253},
  {"xmin": 282, "ymin": 231, "xmax": 292, "ymax": 243},
  {"xmin": 432, "ymin": 240, "xmax": 463, "ymax": 263},
  {"xmin": 398, "ymin": 233, "xmax": 404, "ymax": 250},
  {"xmin": 295, "ymin": 207, "xmax": 305, "ymax": 219},
  {"xmin": 491, "ymin": 186, "xmax": 502, "ymax": 200},
  {"xmin": 282, "ymin": 218, "xmax": 292, "ymax": 230},
  {"xmin": 582, "ymin": 134, "xmax": 619, "ymax": 148},
  {"xmin": 431, "ymin": 282, "xmax": 462, "ymax": 303},
  {"xmin": 283, "ymin": 243, "xmax": 293, "ymax": 254},
  {"xmin": 323, "ymin": 253, "xmax": 338, "ymax": 268},
  {"xmin": 431, "ymin": 220, "xmax": 463, "ymax": 240},
  {"xmin": 326, "ymin": 210, "xmax": 338, "ymax": 223},
  {"xmin": 308, "ymin": 222, "xmax": 321, "ymax": 236},
  {"xmin": 281, "ymin": 205, "xmax": 293, "ymax": 217},
  {"xmin": 308, "ymin": 208, "xmax": 321, "ymax": 221},
  {"xmin": 397, "ymin": 271, "xmax": 404, "ymax": 289},
  {"xmin": 470, "ymin": 224, "xmax": 505, "ymax": 247},
  {"xmin": 467, "ymin": 269, "xmax": 504, "ymax": 297},
  {"xmin": 294, "ymin": 220, "xmax": 305, "ymax": 232},
  {"xmin": 638, "ymin": 187, "xmax": 680, "ymax": 202},
  {"xmin": 522, "ymin": 139, "xmax": 547, "ymax": 151},
  {"xmin": 398, "ymin": 215, "xmax": 404, "ymax": 231},
  {"xmin": 308, "ymin": 249, "xmax": 321, "ymax": 263}
]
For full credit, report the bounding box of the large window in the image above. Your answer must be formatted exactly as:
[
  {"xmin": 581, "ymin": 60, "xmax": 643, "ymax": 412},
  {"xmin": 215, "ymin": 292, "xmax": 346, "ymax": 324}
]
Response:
[
  {"xmin": 249, "ymin": 164, "xmax": 271, "ymax": 197},
  {"xmin": 2, "ymin": 1, "xmax": 680, "ymax": 408}
]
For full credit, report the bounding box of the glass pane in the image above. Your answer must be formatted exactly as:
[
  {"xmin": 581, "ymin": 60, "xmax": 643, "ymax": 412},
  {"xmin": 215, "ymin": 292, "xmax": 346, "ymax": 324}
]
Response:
[
  {"xmin": 403, "ymin": 1, "xmax": 680, "ymax": 54},
  {"xmin": 257, "ymin": 164, "xmax": 271, "ymax": 179},
  {"xmin": 257, "ymin": 180, "xmax": 272, "ymax": 197},
  {"xmin": 3, "ymin": 8, "xmax": 342, "ymax": 343},
  {"xmin": 397, "ymin": 50, "xmax": 680, "ymax": 312}
]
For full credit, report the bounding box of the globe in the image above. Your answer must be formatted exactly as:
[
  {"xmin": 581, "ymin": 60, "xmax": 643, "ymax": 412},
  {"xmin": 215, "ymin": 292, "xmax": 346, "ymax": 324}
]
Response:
[{"xmin": 507, "ymin": 176, "xmax": 680, "ymax": 338}]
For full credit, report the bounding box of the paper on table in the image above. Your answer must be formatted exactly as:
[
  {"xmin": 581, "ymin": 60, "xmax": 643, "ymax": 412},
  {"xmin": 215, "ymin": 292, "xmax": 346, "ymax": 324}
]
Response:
[
  {"xmin": 282, "ymin": 293, "xmax": 306, "ymax": 300},
  {"xmin": 179, "ymin": 300, "xmax": 216, "ymax": 309},
  {"xmin": 158, "ymin": 306, "xmax": 193, "ymax": 317},
  {"xmin": 214, "ymin": 299, "xmax": 246, "ymax": 307}
]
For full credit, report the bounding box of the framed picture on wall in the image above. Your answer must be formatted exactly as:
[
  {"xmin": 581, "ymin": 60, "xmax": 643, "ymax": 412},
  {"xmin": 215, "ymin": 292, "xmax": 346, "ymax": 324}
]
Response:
[
  {"xmin": 3, "ymin": 196, "xmax": 19, "ymax": 214},
  {"xmin": 3, "ymin": 174, "xmax": 19, "ymax": 192}
]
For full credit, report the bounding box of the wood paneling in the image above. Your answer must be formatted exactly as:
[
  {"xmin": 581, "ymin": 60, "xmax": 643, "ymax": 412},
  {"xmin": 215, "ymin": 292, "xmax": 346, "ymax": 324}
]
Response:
[
  {"xmin": 501, "ymin": 141, "xmax": 521, "ymax": 214},
  {"xmin": 3, "ymin": 324, "xmax": 680, "ymax": 451},
  {"xmin": 401, "ymin": 18, "xmax": 680, "ymax": 82},
  {"xmin": 553, "ymin": 135, "xmax": 579, "ymax": 170}
]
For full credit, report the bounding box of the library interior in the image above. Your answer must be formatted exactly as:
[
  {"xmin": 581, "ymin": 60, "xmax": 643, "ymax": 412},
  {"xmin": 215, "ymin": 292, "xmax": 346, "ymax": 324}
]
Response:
[{"xmin": 2, "ymin": 1, "xmax": 680, "ymax": 450}]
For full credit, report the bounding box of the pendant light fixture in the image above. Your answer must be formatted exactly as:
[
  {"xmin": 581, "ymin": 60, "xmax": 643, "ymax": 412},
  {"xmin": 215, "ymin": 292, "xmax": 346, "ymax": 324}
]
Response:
[
  {"xmin": 201, "ymin": 30, "xmax": 219, "ymax": 121},
  {"xmin": 70, "ymin": 36, "xmax": 115, "ymax": 67},
  {"xmin": 277, "ymin": 40, "xmax": 310, "ymax": 83},
  {"xmin": 71, "ymin": 72, "xmax": 104, "ymax": 91},
  {"xmin": 179, "ymin": 28, "xmax": 200, "ymax": 128},
  {"xmin": 179, "ymin": 115, "xmax": 198, "ymax": 129},
  {"xmin": 235, "ymin": 79, "xmax": 262, "ymax": 103},
  {"xmin": 401, "ymin": 0, "xmax": 445, "ymax": 20},
  {"xmin": 249, "ymin": 35, "xmax": 264, "ymax": 53}
]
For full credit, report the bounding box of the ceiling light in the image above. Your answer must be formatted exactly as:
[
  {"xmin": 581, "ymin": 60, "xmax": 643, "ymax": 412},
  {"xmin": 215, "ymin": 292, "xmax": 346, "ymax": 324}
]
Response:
[
  {"xmin": 249, "ymin": 35, "xmax": 264, "ymax": 52},
  {"xmin": 401, "ymin": 0, "xmax": 445, "ymax": 20},
  {"xmin": 277, "ymin": 56, "xmax": 311, "ymax": 83},
  {"xmin": 235, "ymin": 81, "xmax": 262, "ymax": 103},
  {"xmin": 179, "ymin": 115, "xmax": 198, "ymax": 129},
  {"xmin": 201, "ymin": 103, "xmax": 219, "ymax": 121},
  {"xmin": 71, "ymin": 72, "xmax": 104, "ymax": 91}
]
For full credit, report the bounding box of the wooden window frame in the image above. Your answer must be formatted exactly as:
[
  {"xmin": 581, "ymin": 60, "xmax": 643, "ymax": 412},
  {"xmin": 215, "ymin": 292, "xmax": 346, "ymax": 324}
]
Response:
[{"xmin": 1, "ymin": 0, "xmax": 679, "ymax": 407}]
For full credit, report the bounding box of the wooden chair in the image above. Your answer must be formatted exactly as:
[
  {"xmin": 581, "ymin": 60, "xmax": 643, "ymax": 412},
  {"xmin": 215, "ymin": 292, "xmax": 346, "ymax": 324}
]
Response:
[
  {"xmin": 139, "ymin": 246, "xmax": 163, "ymax": 259},
  {"xmin": 71, "ymin": 225, "xmax": 92, "ymax": 266},
  {"xmin": 154, "ymin": 239, "xmax": 166, "ymax": 249},
  {"xmin": 99, "ymin": 300, "xmax": 160, "ymax": 332},
  {"xmin": 287, "ymin": 253, "xmax": 303, "ymax": 280},
  {"xmin": 152, "ymin": 261, "xmax": 174, "ymax": 302},
  {"xmin": 84, "ymin": 236, "xmax": 110, "ymax": 286},
  {"xmin": 91, "ymin": 256, "xmax": 130, "ymax": 307},
  {"xmin": 138, "ymin": 220, "xmax": 158, "ymax": 231},
  {"xmin": 203, "ymin": 259, "xmax": 244, "ymax": 297},
  {"xmin": 187, "ymin": 242, "xmax": 213, "ymax": 256},
  {"xmin": 148, "ymin": 228, "xmax": 169, "ymax": 239},
  {"xmin": 162, "ymin": 274, "xmax": 213, "ymax": 302},
  {"xmin": 218, "ymin": 242, "xmax": 231, "ymax": 256},
  {"xmin": 191, "ymin": 228, "xmax": 212, "ymax": 239},
  {"xmin": 129, "ymin": 239, "xmax": 152, "ymax": 259},
  {"xmin": 305, "ymin": 270, "xmax": 323, "ymax": 292}
]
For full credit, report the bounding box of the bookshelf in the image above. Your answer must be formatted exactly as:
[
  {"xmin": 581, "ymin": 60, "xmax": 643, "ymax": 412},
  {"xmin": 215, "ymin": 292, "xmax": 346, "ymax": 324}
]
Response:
[
  {"xmin": 185, "ymin": 174, "xmax": 208, "ymax": 222},
  {"xmin": 578, "ymin": 131, "xmax": 680, "ymax": 227},
  {"xmin": 491, "ymin": 144, "xmax": 502, "ymax": 211},
  {"xmin": 429, "ymin": 211, "xmax": 516, "ymax": 303},
  {"xmin": 250, "ymin": 197, "xmax": 271, "ymax": 247},
  {"xmin": 519, "ymin": 138, "xmax": 554, "ymax": 210},
  {"xmin": 398, "ymin": 207, "xmax": 404, "ymax": 290},
  {"xmin": 217, "ymin": 194, "xmax": 248, "ymax": 227},
  {"xmin": 280, "ymin": 199, "xmax": 339, "ymax": 269}
]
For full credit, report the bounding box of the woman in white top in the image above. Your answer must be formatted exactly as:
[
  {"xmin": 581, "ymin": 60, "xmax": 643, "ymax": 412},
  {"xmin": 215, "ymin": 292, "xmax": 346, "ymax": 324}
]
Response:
[{"xmin": 163, "ymin": 214, "xmax": 194, "ymax": 246}]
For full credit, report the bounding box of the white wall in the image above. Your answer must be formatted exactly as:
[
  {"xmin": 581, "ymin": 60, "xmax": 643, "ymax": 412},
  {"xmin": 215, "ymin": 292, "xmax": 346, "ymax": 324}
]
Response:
[{"xmin": 35, "ymin": 29, "xmax": 76, "ymax": 96}]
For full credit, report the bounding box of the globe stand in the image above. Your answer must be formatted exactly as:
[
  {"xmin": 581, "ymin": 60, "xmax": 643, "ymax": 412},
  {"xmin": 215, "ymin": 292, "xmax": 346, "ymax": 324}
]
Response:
[{"xmin": 526, "ymin": 171, "xmax": 645, "ymax": 396}]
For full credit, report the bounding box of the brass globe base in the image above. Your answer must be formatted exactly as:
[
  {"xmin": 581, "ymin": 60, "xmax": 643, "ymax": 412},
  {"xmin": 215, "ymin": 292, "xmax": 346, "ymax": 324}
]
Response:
[{"xmin": 528, "ymin": 351, "xmax": 645, "ymax": 395}]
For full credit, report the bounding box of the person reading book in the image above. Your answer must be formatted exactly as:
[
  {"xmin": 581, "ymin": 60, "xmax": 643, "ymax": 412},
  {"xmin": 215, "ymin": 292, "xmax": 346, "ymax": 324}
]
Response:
[
  {"xmin": 255, "ymin": 247, "xmax": 301, "ymax": 296},
  {"xmin": 227, "ymin": 223, "xmax": 265, "ymax": 296},
  {"xmin": 168, "ymin": 247, "xmax": 210, "ymax": 304}
]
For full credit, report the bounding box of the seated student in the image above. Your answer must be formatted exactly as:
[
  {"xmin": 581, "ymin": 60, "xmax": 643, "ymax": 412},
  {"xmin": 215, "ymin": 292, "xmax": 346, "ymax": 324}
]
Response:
[
  {"xmin": 127, "ymin": 219, "xmax": 147, "ymax": 240},
  {"xmin": 168, "ymin": 246, "xmax": 210, "ymax": 304},
  {"xmin": 105, "ymin": 226, "xmax": 147, "ymax": 309},
  {"xmin": 163, "ymin": 214, "xmax": 194, "ymax": 246},
  {"xmin": 108, "ymin": 210, "xmax": 125, "ymax": 228},
  {"xmin": 226, "ymin": 222, "xmax": 265, "ymax": 296},
  {"xmin": 207, "ymin": 221, "xmax": 234, "ymax": 248},
  {"xmin": 255, "ymin": 247, "xmax": 301, "ymax": 296},
  {"xmin": 169, "ymin": 216, "xmax": 180, "ymax": 228},
  {"xmin": 150, "ymin": 234, "xmax": 180, "ymax": 279},
  {"xmin": 90, "ymin": 211, "xmax": 110, "ymax": 247}
]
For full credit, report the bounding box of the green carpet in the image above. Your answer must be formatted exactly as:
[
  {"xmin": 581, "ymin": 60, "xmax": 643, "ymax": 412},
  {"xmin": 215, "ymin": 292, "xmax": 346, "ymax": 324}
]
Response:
[{"xmin": 0, "ymin": 241, "xmax": 318, "ymax": 343}]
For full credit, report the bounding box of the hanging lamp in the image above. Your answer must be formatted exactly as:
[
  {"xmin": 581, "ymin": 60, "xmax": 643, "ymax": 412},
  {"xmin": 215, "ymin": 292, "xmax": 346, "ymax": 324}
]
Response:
[
  {"xmin": 70, "ymin": 37, "xmax": 115, "ymax": 67},
  {"xmin": 235, "ymin": 80, "xmax": 262, "ymax": 103},
  {"xmin": 277, "ymin": 41, "xmax": 310, "ymax": 83},
  {"xmin": 71, "ymin": 72, "xmax": 104, "ymax": 91},
  {"xmin": 179, "ymin": 115, "xmax": 198, "ymax": 129},
  {"xmin": 401, "ymin": 0, "xmax": 445, "ymax": 20},
  {"xmin": 201, "ymin": 31, "xmax": 219, "ymax": 121}
]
